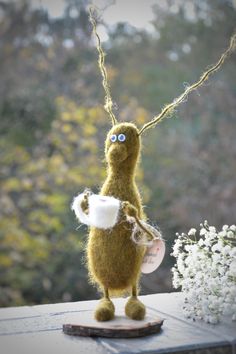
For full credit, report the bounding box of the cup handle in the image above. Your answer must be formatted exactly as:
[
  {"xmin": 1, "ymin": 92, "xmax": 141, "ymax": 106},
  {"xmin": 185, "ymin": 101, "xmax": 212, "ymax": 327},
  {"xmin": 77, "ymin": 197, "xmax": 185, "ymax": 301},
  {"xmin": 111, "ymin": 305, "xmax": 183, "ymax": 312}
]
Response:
[{"xmin": 71, "ymin": 193, "xmax": 91, "ymax": 226}]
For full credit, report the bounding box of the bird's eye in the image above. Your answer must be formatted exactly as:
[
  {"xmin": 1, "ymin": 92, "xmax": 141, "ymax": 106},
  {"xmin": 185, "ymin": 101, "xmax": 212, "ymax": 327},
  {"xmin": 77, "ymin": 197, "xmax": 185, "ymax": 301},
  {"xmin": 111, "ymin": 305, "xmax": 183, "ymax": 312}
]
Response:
[
  {"xmin": 118, "ymin": 133, "xmax": 126, "ymax": 142},
  {"xmin": 110, "ymin": 134, "xmax": 117, "ymax": 143}
]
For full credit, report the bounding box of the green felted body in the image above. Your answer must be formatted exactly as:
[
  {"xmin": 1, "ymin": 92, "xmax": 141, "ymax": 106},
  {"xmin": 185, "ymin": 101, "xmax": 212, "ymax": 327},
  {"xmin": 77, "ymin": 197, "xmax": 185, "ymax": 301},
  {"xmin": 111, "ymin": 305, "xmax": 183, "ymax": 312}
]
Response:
[{"xmin": 87, "ymin": 123, "xmax": 146, "ymax": 296}]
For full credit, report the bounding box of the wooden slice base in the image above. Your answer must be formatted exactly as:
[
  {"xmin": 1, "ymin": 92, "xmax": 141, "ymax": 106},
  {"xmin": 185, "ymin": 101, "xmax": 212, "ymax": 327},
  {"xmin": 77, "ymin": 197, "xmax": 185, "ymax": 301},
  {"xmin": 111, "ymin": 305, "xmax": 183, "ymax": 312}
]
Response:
[{"xmin": 63, "ymin": 310, "xmax": 163, "ymax": 338}]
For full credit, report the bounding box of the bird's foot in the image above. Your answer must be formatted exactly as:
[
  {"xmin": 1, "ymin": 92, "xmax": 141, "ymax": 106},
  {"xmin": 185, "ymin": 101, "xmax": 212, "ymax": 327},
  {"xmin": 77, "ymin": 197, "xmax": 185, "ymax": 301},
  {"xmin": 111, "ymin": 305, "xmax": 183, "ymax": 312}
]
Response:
[
  {"xmin": 125, "ymin": 296, "xmax": 146, "ymax": 320},
  {"xmin": 95, "ymin": 298, "xmax": 115, "ymax": 321}
]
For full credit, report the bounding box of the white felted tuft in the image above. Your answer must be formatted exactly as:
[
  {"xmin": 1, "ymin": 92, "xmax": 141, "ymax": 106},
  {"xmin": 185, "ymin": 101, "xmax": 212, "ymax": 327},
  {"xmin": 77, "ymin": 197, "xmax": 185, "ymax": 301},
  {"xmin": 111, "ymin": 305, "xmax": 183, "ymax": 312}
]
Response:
[
  {"xmin": 88, "ymin": 194, "xmax": 120, "ymax": 229},
  {"xmin": 71, "ymin": 193, "xmax": 91, "ymax": 226}
]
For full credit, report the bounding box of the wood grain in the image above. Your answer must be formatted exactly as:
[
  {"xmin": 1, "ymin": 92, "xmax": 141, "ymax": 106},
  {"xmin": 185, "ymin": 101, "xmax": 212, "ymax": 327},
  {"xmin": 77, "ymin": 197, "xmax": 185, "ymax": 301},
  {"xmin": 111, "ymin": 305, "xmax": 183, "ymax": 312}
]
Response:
[{"xmin": 63, "ymin": 316, "xmax": 164, "ymax": 338}]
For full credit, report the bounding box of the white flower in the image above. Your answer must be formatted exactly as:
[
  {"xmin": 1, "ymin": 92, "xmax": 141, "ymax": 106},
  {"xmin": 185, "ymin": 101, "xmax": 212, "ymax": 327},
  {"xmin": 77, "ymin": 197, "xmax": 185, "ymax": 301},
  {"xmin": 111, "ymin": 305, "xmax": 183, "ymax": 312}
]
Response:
[
  {"xmin": 209, "ymin": 226, "xmax": 216, "ymax": 233},
  {"xmin": 230, "ymin": 225, "xmax": 236, "ymax": 232},
  {"xmin": 212, "ymin": 240, "xmax": 224, "ymax": 252},
  {"xmin": 227, "ymin": 230, "xmax": 234, "ymax": 238},
  {"xmin": 200, "ymin": 228, "xmax": 207, "ymax": 236},
  {"xmin": 172, "ymin": 241, "xmax": 182, "ymax": 257},
  {"xmin": 212, "ymin": 243, "xmax": 220, "ymax": 252},
  {"xmin": 218, "ymin": 230, "xmax": 227, "ymax": 237},
  {"xmin": 208, "ymin": 232, "xmax": 217, "ymax": 240},
  {"xmin": 172, "ymin": 269, "xmax": 182, "ymax": 288},
  {"xmin": 222, "ymin": 245, "xmax": 231, "ymax": 256},
  {"xmin": 204, "ymin": 238, "xmax": 211, "ymax": 247},
  {"xmin": 188, "ymin": 228, "xmax": 196, "ymax": 236},
  {"xmin": 229, "ymin": 260, "xmax": 236, "ymax": 277},
  {"xmin": 198, "ymin": 238, "xmax": 204, "ymax": 246},
  {"xmin": 172, "ymin": 221, "xmax": 236, "ymax": 324},
  {"xmin": 230, "ymin": 248, "xmax": 236, "ymax": 257},
  {"xmin": 229, "ymin": 287, "xmax": 236, "ymax": 297},
  {"xmin": 184, "ymin": 245, "xmax": 191, "ymax": 252}
]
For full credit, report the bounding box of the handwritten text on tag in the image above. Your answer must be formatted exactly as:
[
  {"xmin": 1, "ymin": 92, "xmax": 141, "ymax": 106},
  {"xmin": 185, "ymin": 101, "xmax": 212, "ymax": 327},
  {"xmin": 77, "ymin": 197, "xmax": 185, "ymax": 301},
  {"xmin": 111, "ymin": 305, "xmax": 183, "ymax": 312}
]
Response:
[{"xmin": 141, "ymin": 239, "xmax": 165, "ymax": 274}]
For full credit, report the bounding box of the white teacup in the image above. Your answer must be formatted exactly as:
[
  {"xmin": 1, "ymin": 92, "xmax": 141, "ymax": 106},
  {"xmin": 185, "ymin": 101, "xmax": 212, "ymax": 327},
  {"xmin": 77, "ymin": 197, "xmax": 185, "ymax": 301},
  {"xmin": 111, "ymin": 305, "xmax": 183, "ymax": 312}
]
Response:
[{"xmin": 72, "ymin": 193, "xmax": 120, "ymax": 229}]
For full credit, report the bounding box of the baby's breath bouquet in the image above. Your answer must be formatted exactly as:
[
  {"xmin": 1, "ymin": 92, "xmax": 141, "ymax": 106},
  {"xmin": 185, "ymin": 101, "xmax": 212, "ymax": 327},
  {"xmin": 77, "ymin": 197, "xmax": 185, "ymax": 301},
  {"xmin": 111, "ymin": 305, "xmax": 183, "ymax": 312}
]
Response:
[{"xmin": 172, "ymin": 221, "xmax": 236, "ymax": 324}]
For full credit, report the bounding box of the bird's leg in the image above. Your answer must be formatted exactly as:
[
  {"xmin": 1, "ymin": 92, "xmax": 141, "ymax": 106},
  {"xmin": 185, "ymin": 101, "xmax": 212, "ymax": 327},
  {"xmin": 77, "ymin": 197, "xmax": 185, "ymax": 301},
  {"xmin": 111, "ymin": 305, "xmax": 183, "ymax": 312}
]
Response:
[
  {"xmin": 125, "ymin": 284, "xmax": 146, "ymax": 320},
  {"xmin": 95, "ymin": 287, "xmax": 115, "ymax": 321},
  {"xmin": 132, "ymin": 285, "xmax": 137, "ymax": 297}
]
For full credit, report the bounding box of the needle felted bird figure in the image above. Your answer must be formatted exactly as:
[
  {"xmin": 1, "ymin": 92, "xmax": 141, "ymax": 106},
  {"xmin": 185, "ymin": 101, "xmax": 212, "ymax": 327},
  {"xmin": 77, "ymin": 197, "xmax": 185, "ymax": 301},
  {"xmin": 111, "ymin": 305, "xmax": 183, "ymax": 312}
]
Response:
[{"xmin": 72, "ymin": 8, "xmax": 236, "ymax": 322}]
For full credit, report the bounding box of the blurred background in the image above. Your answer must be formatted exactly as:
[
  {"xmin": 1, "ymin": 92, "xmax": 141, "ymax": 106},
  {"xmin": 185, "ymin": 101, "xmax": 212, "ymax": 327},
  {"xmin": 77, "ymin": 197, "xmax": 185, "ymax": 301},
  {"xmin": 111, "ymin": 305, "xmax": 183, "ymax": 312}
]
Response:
[{"xmin": 0, "ymin": 0, "xmax": 235, "ymax": 307}]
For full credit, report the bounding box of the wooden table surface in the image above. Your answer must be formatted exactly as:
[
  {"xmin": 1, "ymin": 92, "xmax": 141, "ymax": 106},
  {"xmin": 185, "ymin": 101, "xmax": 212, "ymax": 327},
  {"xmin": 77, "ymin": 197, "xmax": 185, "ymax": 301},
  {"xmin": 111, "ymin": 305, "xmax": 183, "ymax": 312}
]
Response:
[{"xmin": 0, "ymin": 292, "xmax": 235, "ymax": 354}]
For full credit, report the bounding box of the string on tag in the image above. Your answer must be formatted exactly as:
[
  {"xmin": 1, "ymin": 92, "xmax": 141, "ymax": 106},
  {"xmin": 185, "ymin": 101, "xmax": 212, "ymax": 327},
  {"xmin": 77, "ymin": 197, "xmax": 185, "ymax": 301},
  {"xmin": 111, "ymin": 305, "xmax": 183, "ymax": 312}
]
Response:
[{"xmin": 122, "ymin": 201, "xmax": 162, "ymax": 246}]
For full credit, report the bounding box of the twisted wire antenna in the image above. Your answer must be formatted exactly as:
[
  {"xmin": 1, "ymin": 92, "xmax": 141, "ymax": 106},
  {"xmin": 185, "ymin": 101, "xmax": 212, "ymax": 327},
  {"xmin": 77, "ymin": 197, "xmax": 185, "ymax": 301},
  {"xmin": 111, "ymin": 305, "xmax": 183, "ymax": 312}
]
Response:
[
  {"xmin": 138, "ymin": 32, "xmax": 236, "ymax": 136},
  {"xmin": 89, "ymin": 6, "xmax": 117, "ymax": 126}
]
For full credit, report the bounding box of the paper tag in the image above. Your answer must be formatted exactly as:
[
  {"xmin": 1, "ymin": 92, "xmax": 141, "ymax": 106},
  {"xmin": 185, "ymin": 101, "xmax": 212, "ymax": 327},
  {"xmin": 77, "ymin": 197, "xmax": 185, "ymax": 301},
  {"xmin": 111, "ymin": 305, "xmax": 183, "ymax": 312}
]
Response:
[{"xmin": 141, "ymin": 239, "xmax": 165, "ymax": 274}]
